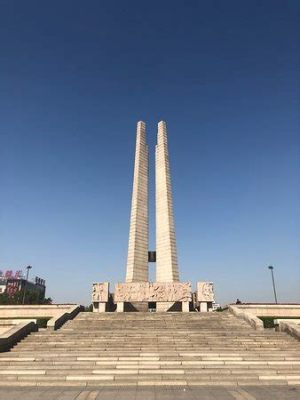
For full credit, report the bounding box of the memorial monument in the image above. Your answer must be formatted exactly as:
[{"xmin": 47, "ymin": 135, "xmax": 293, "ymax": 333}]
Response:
[{"xmin": 92, "ymin": 121, "xmax": 215, "ymax": 312}]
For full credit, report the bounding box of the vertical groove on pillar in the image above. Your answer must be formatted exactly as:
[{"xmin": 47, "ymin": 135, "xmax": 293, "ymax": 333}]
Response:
[
  {"xmin": 155, "ymin": 121, "xmax": 179, "ymax": 282},
  {"xmin": 125, "ymin": 121, "xmax": 149, "ymax": 282}
]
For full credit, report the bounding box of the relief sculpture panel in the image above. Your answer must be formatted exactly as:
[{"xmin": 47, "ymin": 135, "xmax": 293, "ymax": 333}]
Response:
[
  {"xmin": 114, "ymin": 282, "xmax": 192, "ymax": 302},
  {"xmin": 92, "ymin": 282, "xmax": 109, "ymax": 302},
  {"xmin": 197, "ymin": 281, "xmax": 214, "ymax": 302}
]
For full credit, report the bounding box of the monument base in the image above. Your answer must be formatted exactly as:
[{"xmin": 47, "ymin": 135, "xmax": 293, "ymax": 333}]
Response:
[
  {"xmin": 182, "ymin": 301, "xmax": 190, "ymax": 312},
  {"xmin": 92, "ymin": 281, "xmax": 215, "ymax": 313},
  {"xmin": 126, "ymin": 302, "xmax": 149, "ymax": 312},
  {"xmin": 93, "ymin": 302, "xmax": 106, "ymax": 313},
  {"xmin": 116, "ymin": 302, "xmax": 124, "ymax": 312},
  {"xmin": 156, "ymin": 302, "xmax": 175, "ymax": 312}
]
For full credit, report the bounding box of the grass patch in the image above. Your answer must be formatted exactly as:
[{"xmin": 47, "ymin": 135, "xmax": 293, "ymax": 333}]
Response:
[
  {"xmin": 215, "ymin": 306, "xmax": 228, "ymax": 312},
  {"xmin": 258, "ymin": 316, "xmax": 299, "ymax": 329},
  {"xmin": 35, "ymin": 318, "xmax": 51, "ymax": 328}
]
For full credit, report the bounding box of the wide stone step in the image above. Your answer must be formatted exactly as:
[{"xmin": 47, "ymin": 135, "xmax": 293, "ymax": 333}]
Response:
[
  {"xmin": 1, "ymin": 361, "xmax": 300, "ymax": 369},
  {"xmin": 11, "ymin": 348, "xmax": 297, "ymax": 354},
  {"xmin": 2, "ymin": 353, "xmax": 300, "ymax": 359},
  {"xmin": 15, "ymin": 341, "xmax": 295, "ymax": 346},
  {"xmin": 2, "ymin": 359, "xmax": 300, "ymax": 366},
  {"xmin": 22, "ymin": 332, "xmax": 291, "ymax": 337},
  {"xmin": 0, "ymin": 374, "xmax": 299, "ymax": 387},
  {"xmin": 15, "ymin": 345, "xmax": 296, "ymax": 350},
  {"xmin": 18, "ymin": 340, "xmax": 295, "ymax": 345}
]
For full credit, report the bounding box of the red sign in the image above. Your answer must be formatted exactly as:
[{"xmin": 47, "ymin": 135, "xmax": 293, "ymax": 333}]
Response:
[
  {"xmin": 0, "ymin": 270, "xmax": 24, "ymax": 279},
  {"xmin": 6, "ymin": 281, "xmax": 19, "ymax": 297}
]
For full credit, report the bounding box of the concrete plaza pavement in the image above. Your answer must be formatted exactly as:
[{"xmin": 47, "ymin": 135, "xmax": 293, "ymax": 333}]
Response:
[{"xmin": 0, "ymin": 386, "xmax": 299, "ymax": 400}]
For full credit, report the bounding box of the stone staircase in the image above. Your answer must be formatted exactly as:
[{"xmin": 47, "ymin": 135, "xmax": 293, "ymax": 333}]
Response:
[{"xmin": 0, "ymin": 311, "xmax": 299, "ymax": 387}]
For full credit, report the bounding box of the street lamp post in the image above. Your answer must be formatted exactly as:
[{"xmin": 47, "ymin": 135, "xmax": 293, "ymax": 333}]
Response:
[
  {"xmin": 268, "ymin": 265, "xmax": 278, "ymax": 304},
  {"xmin": 22, "ymin": 265, "xmax": 32, "ymax": 305}
]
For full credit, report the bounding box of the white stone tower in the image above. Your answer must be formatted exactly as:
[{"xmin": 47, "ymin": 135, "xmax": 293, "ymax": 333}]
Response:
[
  {"xmin": 155, "ymin": 121, "xmax": 179, "ymax": 282},
  {"xmin": 125, "ymin": 121, "xmax": 149, "ymax": 282}
]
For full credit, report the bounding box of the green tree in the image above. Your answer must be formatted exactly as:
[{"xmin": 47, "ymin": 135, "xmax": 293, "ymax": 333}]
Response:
[{"xmin": 0, "ymin": 290, "xmax": 52, "ymax": 305}]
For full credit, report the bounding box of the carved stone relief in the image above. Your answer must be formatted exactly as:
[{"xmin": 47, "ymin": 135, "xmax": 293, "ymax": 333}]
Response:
[
  {"xmin": 92, "ymin": 282, "xmax": 109, "ymax": 302},
  {"xmin": 114, "ymin": 282, "xmax": 192, "ymax": 302},
  {"xmin": 197, "ymin": 281, "xmax": 214, "ymax": 302}
]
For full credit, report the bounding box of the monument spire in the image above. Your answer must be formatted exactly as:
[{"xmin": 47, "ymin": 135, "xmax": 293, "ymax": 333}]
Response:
[
  {"xmin": 155, "ymin": 121, "xmax": 179, "ymax": 282},
  {"xmin": 125, "ymin": 121, "xmax": 149, "ymax": 282}
]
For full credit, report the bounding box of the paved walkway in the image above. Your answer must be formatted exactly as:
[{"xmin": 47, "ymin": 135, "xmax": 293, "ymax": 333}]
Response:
[{"xmin": 0, "ymin": 386, "xmax": 299, "ymax": 400}]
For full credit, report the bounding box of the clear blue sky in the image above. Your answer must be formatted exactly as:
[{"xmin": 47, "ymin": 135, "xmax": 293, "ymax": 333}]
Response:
[{"xmin": 0, "ymin": 1, "xmax": 299, "ymax": 306}]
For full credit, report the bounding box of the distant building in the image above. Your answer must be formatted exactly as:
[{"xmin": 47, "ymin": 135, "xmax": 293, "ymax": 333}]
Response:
[
  {"xmin": 212, "ymin": 302, "xmax": 221, "ymax": 311},
  {"xmin": 0, "ymin": 270, "xmax": 46, "ymax": 300},
  {"xmin": 0, "ymin": 282, "xmax": 6, "ymax": 294}
]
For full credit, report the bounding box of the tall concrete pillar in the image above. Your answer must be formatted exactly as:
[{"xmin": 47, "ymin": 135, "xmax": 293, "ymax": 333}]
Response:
[
  {"xmin": 155, "ymin": 121, "xmax": 179, "ymax": 282},
  {"xmin": 125, "ymin": 121, "xmax": 149, "ymax": 282}
]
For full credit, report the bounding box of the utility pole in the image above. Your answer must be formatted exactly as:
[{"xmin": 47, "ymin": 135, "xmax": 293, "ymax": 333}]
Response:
[{"xmin": 268, "ymin": 265, "xmax": 278, "ymax": 304}]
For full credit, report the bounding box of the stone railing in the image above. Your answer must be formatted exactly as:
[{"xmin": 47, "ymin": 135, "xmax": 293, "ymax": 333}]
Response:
[
  {"xmin": 0, "ymin": 304, "xmax": 83, "ymax": 330},
  {"xmin": 229, "ymin": 304, "xmax": 300, "ymax": 317},
  {"xmin": 0, "ymin": 320, "xmax": 38, "ymax": 352},
  {"xmin": 229, "ymin": 304, "xmax": 300, "ymax": 335},
  {"xmin": 274, "ymin": 319, "xmax": 300, "ymax": 341},
  {"xmin": 46, "ymin": 305, "xmax": 84, "ymax": 330},
  {"xmin": 228, "ymin": 305, "xmax": 264, "ymax": 330}
]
